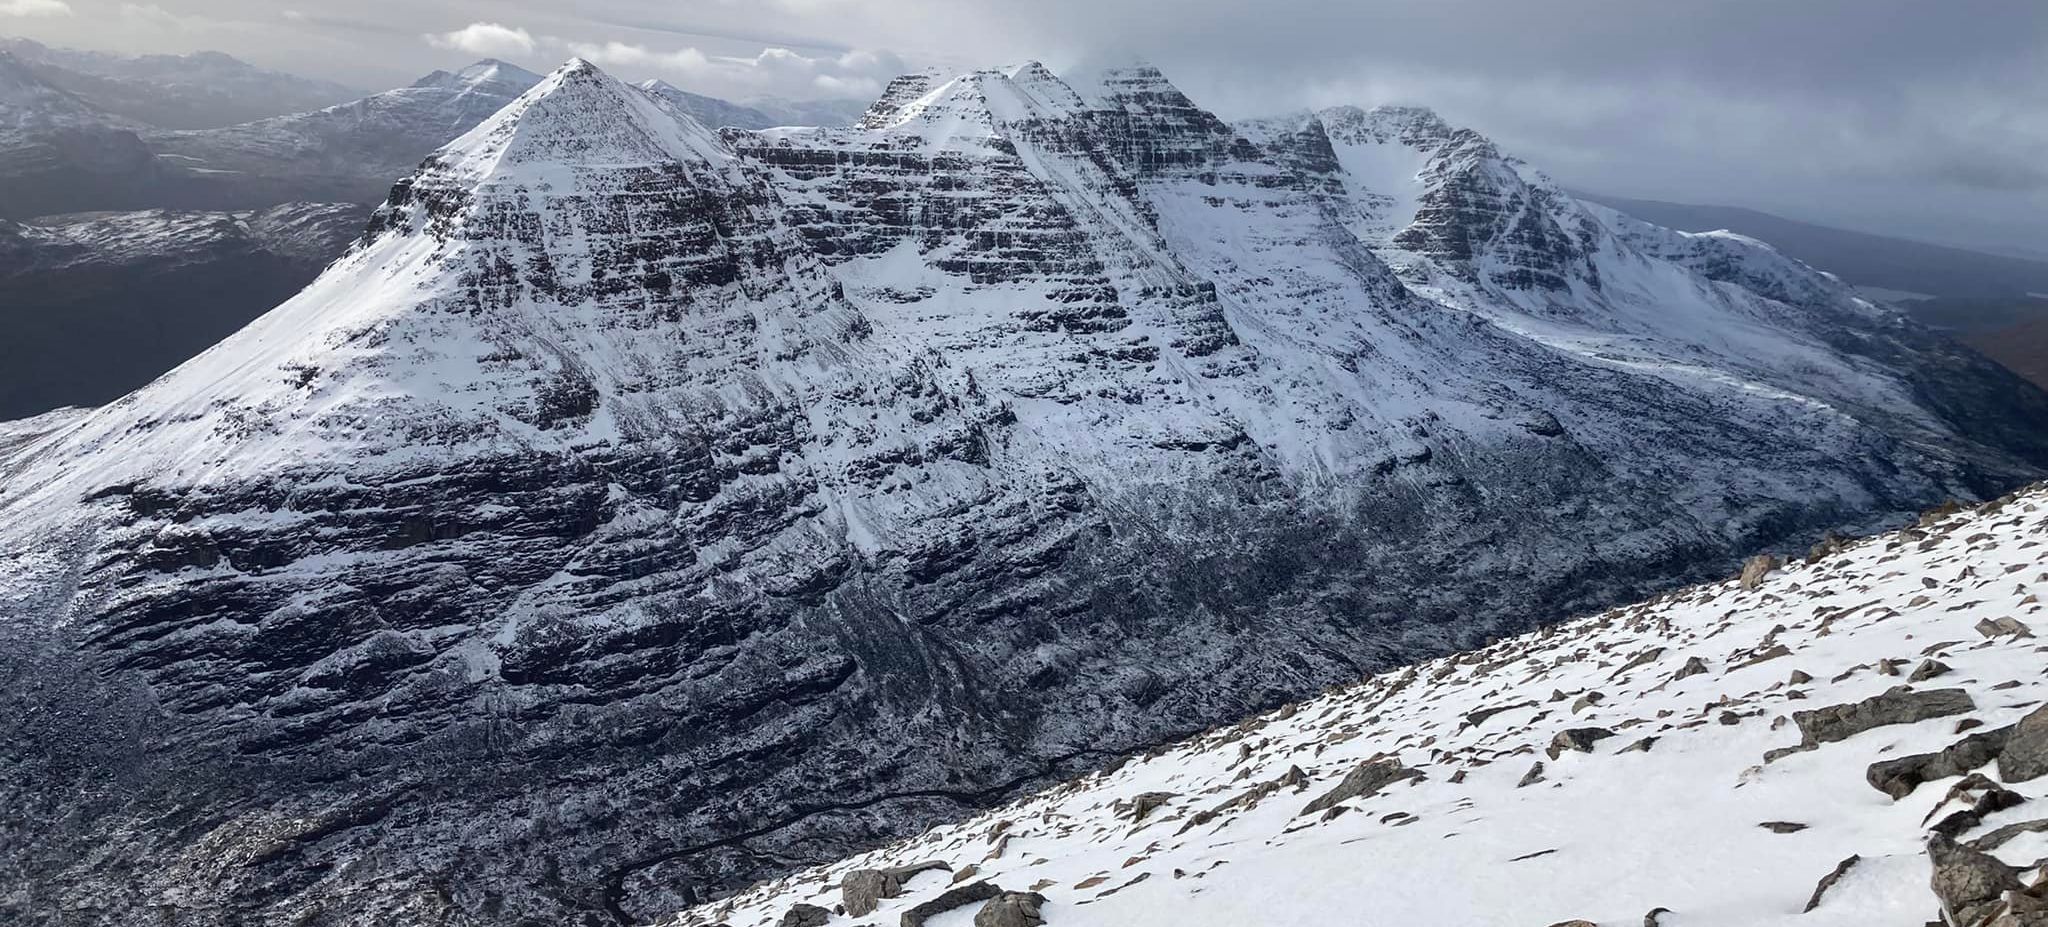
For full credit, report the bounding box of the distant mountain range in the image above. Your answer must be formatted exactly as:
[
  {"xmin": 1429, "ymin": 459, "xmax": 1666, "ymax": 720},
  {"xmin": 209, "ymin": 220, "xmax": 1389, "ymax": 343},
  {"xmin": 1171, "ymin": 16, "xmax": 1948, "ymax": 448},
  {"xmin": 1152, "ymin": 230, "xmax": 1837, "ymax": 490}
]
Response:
[
  {"xmin": 0, "ymin": 46, "xmax": 875, "ymax": 220},
  {"xmin": 1581, "ymin": 194, "xmax": 2048, "ymax": 300},
  {"xmin": 0, "ymin": 37, "xmax": 363, "ymax": 130}
]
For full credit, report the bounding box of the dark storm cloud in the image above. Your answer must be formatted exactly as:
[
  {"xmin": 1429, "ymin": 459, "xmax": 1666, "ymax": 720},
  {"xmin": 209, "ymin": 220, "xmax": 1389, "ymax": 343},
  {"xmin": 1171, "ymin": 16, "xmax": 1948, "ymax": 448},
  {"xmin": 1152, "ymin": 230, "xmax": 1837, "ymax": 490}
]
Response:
[{"xmin": 5, "ymin": 0, "xmax": 2041, "ymax": 249}]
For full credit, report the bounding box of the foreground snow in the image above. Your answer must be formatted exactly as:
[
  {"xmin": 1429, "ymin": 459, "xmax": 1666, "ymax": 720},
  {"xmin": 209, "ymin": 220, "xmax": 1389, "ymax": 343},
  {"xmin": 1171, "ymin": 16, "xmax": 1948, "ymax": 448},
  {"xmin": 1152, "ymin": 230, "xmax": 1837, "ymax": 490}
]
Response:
[{"xmin": 676, "ymin": 486, "xmax": 2048, "ymax": 927}]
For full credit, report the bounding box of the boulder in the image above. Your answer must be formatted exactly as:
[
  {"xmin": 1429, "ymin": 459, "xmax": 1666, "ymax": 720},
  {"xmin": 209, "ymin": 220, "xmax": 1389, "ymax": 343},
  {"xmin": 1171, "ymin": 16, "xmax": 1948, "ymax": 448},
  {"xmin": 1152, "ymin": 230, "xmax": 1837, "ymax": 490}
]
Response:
[
  {"xmin": 781, "ymin": 904, "xmax": 831, "ymax": 927},
  {"xmin": 843, "ymin": 861, "xmax": 952, "ymax": 917},
  {"xmin": 974, "ymin": 891, "xmax": 1048, "ymax": 927},
  {"xmin": 1928, "ymin": 833, "xmax": 2022, "ymax": 925},
  {"xmin": 1908, "ymin": 659, "xmax": 1952, "ymax": 683}
]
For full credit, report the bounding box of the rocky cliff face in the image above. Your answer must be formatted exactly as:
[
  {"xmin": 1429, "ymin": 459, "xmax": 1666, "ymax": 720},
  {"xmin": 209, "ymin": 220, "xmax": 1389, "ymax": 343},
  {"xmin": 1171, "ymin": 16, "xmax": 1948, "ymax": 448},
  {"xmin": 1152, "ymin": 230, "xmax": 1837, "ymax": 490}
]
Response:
[{"xmin": 2, "ymin": 59, "xmax": 2045, "ymax": 927}]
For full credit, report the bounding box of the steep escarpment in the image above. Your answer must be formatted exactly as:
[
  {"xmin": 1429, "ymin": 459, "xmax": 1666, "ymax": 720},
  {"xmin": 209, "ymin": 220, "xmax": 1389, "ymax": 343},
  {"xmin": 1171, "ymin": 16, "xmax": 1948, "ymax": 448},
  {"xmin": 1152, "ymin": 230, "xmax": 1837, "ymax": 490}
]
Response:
[{"xmin": 1, "ymin": 59, "xmax": 2045, "ymax": 927}]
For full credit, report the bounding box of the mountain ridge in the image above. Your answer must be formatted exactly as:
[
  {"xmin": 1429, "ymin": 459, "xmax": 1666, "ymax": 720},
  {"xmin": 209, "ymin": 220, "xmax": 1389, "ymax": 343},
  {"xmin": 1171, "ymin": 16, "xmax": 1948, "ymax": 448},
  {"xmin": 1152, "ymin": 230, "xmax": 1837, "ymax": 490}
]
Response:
[{"xmin": 1, "ymin": 58, "xmax": 2044, "ymax": 927}]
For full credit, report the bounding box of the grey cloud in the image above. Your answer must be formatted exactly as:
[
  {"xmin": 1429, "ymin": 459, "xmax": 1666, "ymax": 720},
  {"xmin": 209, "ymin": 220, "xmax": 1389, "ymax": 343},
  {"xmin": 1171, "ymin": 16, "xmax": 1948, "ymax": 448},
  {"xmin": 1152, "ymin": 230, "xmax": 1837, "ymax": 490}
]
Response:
[{"xmin": 4, "ymin": 0, "xmax": 2041, "ymax": 250}]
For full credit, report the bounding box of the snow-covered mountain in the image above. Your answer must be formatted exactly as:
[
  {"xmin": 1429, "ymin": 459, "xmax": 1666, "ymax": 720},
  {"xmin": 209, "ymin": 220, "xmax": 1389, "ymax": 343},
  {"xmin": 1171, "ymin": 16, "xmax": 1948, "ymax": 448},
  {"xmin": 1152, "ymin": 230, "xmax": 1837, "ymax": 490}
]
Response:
[
  {"xmin": 0, "ymin": 202, "xmax": 371, "ymax": 417},
  {"xmin": 0, "ymin": 38, "xmax": 363, "ymax": 130},
  {"xmin": 1, "ymin": 58, "xmax": 2045, "ymax": 927},
  {"xmin": 675, "ymin": 482, "xmax": 2048, "ymax": 927},
  {"xmin": 0, "ymin": 49, "xmax": 167, "ymax": 217},
  {"xmin": 145, "ymin": 59, "xmax": 546, "ymax": 208}
]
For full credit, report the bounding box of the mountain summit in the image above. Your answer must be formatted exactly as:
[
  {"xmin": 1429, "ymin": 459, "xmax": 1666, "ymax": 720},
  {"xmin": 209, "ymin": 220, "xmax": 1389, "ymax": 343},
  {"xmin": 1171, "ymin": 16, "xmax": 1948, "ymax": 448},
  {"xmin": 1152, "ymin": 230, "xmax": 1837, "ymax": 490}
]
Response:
[{"xmin": 2, "ymin": 58, "xmax": 2045, "ymax": 927}]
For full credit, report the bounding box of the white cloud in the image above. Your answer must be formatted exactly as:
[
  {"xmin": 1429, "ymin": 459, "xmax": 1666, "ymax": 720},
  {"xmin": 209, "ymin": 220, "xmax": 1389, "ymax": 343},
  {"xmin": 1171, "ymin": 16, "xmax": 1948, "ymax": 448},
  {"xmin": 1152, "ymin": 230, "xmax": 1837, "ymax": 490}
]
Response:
[
  {"xmin": 566, "ymin": 40, "xmax": 710, "ymax": 73},
  {"xmin": 0, "ymin": 0, "xmax": 71, "ymax": 16},
  {"xmin": 562, "ymin": 40, "xmax": 901, "ymax": 101},
  {"xmin": 425, "ymin": 22, "xmax": 537, "ymax": 58}
]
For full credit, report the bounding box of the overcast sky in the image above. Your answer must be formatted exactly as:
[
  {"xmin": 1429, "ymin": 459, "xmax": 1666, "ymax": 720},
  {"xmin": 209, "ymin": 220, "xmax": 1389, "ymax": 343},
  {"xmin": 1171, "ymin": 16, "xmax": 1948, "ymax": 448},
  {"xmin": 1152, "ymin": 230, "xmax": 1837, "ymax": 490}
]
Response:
[{"xmin": 5, "ymin": 0, "xmax": 2043, "ymax": 255}]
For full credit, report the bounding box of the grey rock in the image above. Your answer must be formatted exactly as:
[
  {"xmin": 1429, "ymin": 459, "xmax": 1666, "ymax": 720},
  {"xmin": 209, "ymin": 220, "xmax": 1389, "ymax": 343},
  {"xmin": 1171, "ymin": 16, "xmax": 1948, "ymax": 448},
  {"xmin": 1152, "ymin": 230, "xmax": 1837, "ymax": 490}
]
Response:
[
  {"xmin": 1908, "ymin": 659, "xmax": 1952, "ymax": 683},
  {"xmin": 1866, "ymin": 726, "xmax": 2012, "ymax": 799},
  {"xmin": 1928, "ymin": 833, "xmax": 2022, "ymax": 924},
  {"xmin": 974, "ymin": 891, "xmax": 1048, "ymax": 927},
  {"xmin": 1547, "ymin": 728, "xmax": 1616, "ymax": 760},
  {"xmin": 782, "ymin": 903, "xmax": 832, "ymax": 927},
  {"xmin": 903, "ymin": 881, "xmax": 1004, "ymax": 927},
  {"xmin": 1128, "ymin": 791, "xmax": 1177, "ymax": 823},
  {"xmin": 5, "ymin": 59, "xmax": 2048, "ymax": 927},
  {"xmin": 1671, "ymin": 657, "xmax": 1709, "ymax": 682},
  {"xmin": 1299, "ymin": 758, "xmax": 1422, "ymax": 816},
  {"xmin": 1518, "ymin": 762, "xmax": 1547, "ymax": 788},
  {"xmin": 1793, "ymin": 687, "xmax": 1976, "ymax": 747},
  {"xmin": 1803, "ymin": 854, "xmax": 1860, "ymax": 912},
  {"xmin": 1998, "ymin": 702, "xmax": 2048, "ymax": 783}
]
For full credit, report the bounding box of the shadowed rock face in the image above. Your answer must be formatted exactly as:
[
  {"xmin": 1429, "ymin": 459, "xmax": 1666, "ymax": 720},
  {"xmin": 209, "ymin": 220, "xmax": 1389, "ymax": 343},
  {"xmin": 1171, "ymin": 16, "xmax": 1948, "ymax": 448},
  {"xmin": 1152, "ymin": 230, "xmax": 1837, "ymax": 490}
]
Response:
[{"xmin": 2, "ymin": 60, "xmax": 2047, "ymax": 927}]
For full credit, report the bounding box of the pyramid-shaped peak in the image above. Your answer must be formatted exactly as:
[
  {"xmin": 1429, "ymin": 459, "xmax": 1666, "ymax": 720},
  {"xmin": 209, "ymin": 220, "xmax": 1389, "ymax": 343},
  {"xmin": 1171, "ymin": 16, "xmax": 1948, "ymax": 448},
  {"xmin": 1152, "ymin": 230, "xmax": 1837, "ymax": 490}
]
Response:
[
  {"xmin": 857, "ymin": 68, "xmax": 949, "ymax": 129},
  {"xmin": 433, "ymin": 58, "xmax": 730, "ymax": 182}
]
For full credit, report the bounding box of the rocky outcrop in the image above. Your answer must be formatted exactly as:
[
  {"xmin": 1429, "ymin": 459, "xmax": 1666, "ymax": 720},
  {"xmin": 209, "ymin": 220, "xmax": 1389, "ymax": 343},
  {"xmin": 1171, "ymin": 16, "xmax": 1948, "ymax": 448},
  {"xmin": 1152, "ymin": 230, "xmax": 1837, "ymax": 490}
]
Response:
[
  {"xmin": 1867, "ymin": 727, "xmax": 2013, "ymax": 799},
  {"xmin": 1298, "ymin": 759, "xmax": 1421, "ymax": 816},
  {"xmin": 2002, "ymin": 704, "xmax": 2048, "ymax": 783},
  {"xmin": 1793, "ymin": 687, "xmax": 1976, "ymax": 747}
]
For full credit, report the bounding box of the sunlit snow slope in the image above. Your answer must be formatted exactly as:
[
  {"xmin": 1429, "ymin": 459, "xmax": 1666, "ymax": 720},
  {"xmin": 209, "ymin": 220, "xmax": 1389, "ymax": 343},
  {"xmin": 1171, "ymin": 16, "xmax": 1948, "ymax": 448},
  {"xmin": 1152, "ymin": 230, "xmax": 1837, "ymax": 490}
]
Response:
[{"xmin": 679, "ymin": 485, "xmax": 2048, "ymax": 927}]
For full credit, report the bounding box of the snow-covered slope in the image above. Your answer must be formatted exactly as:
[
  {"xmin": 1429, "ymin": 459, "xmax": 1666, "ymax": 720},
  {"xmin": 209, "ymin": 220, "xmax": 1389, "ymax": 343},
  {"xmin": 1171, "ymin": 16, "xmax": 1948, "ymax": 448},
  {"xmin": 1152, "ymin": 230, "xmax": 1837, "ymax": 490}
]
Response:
[
  {"xmin": 676, "ymin": 484, "xmax": 2048, "ymax": 927},
  {"xmin": 2, "ymin": 59, "xmax": 2046, "ymax": 927}
]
